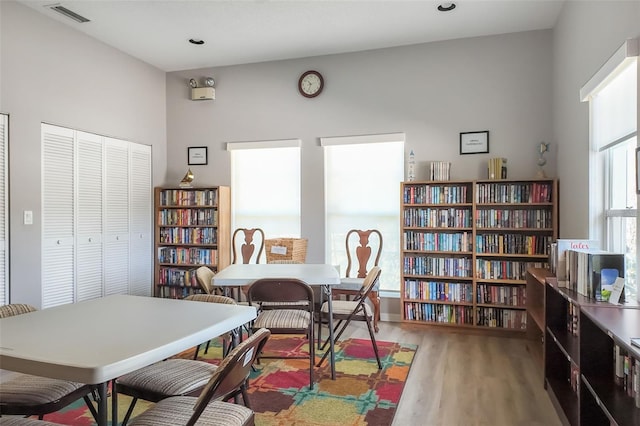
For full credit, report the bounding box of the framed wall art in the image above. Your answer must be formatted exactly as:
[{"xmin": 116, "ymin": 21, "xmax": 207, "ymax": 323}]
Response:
[
  {"xmin": 459, "ymin": 131, "xmax": 489, "ymax": 155},
  {"xmin": 188, "ymin": 146, "xmax": 208, "ymax": 165}
]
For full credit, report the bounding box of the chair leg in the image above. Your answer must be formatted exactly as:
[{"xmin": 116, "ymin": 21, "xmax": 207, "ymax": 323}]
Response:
[
  {"xmin": 83, "ymin": 394, "xmax": 99, "ymax": 422},
  {"xmin": 369, "ymin": 291, "xmax": 381, "ymax": 332},
  {"xmin": 193, "ymin": 344, "xmax": 200, "ymax": 360},
  {"xmin": 204, "ymin": 340, "xmax": 211, "ymax": 354},
  {"xmin": 317, "ymin": 318, "xmax": 350, "ymax": 367},
  {"xmin": 121, "ymin": 397, "xmax": 139, "ymax": 426},
  {"xmin": 365, "ymin": 315, "xmax": 382, "ymax": 369},
  {"xmin": 241, "ymin": 382, "xmax": 252, "ymax": 409},
  {"xmin": 309, "ymin": 323, "xmax": 315, "ymax": 390}
]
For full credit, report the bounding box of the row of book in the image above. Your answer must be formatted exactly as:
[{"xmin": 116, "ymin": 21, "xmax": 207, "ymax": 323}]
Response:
[
  {"xmin": 487, "ymin": 157, "xmax": 507, "ymax": 180},
  {"xmin": 157, "ymin": 267, "xmax": 199, "ymax": 287},
  {"xmin": 475, "ymin": 260, "xmax": 545, "ymax": 281},
  {"xmin": 157, "ymin": 209, "xmax": 218, "ymax": 226},
  {"xmin": 157, "ymin": 247, "xmax": 218, "ymax": 265},
  {"xmin": 159, "ymin": 286, "xmax": 199, "ymax": 299},
  {"xmin": 566, "ymin": 301, "xmax": 579, "ymax": 336},
  {"xmin": 429, "ymin": 161, "xmax": 451, "ymax": 181},
  {"xmin": 403, "ymin": 280, "xmax": 473, "ymax": 303},
  {"xmin": 403, "ymin": 231, "xmax": 472, "ymax": 252},
  {"xmin": 614, "ymin": 344, "xmax": 640, "ymax": 407},
  {"xmin": 476, "ymin": 307, "xmax": 527, "ymax": 329},
  {"xmin": 403, "ymin": 184, "xmax": 469, "ymax": 205},
  {"xmin": 159, "ymin": 227, "xmax": 218, "ymax": 245},
  {"xmin": 159, "ymin": 189, "xmax": 219, "ymax": 207},
  {"xmin": 474, "ymin": 208, "xmax": 553, "ymax": 229},
  {"xmin": 404, "ymin": 302, "xmax": 474, "ymax": 325},
  {"xmin": 476, "ymin": 284, "xmax": 526, "ymax": 307},
  {"xmin": 403, "ymin": 207, "xmax": 472, "ymax": 228},
  {"xmin": 475, "ymin": 182, "xmax": 552, "ymax": 204},
  {"xmin": 403, "ymin": 255, "xmax": 473, "ymax": 278},
  {"xmin": 475, "ymin": 234, "xmax": 551, "ymax": 256},
  {"xmin": 565, "ymin": 248, "xmax": 624, "ymax": 300}
]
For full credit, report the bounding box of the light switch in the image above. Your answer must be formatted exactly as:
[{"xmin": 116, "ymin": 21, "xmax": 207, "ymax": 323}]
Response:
[{"xmin": 24, "ymin": 210, "xmax": 33, "ymax": 225}]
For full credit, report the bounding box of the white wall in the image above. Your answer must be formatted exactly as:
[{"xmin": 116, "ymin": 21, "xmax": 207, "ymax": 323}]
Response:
[
  {"xmin": 0, "ymin": 1, "xmax": 167, "ymax": 307},
  {"xmin": 552, "ymin": 1, "xmax": 640, "ymax": 239},
  {"xmin": 166, "ymin": 30, "xmax": 554, "ymax": 262}
]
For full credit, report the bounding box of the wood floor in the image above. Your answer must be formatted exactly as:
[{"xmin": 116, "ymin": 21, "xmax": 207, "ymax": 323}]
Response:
[{"xmin": 339, "ymin": 321, "xmax": 562, "ymax": 426}]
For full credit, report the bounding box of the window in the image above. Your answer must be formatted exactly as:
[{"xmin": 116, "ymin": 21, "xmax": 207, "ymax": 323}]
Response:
[
  {"xmin": 322, "ymin": 133, "xmax": 404, "ymax": 292},
  {"xmin": 228, "ymin": 139, "xmax": 301, "ymax": 261},
  {"xmin": 582, "ymin": 39, "xmax": 638, "ymax": 301}
]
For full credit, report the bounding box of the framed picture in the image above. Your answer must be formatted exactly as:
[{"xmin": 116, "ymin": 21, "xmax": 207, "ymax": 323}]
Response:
[
  {"xmin": 636, "ymin": 147, "xmax": 640, "ymax": 194},
  {"xmin": 188, "ymin": 146, "xmax": 208, "ymax": 165},
  {"xmin": 459, "ymin": 131, "xmax": 489, "ymax": 155}
]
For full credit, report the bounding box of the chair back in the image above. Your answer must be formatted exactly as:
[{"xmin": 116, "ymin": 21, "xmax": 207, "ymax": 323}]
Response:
[
  {"xmin": 248, "ymin": 278, "xmax": 314, "ymax": 307},
  {"xmin": 345, "ymin": 229, "xmax": 383, "ymax": 278},
  {"xmin": 232, "ymin": 228, "xmax": 265, "ymax": 264},
  {"xmin": 188, "ymin": 328, "xmax": 271, "ymax": 426},
  {"xmin": 184, "ymin": 294, "xmax": 236, "ymax": 305},
  {"xmin": 357, "ymin": 266, "xmax": 382, "ymax": 300},
  {"xmin": 195, "ymin": 266, "xmax": 215, "ymax": 294},
  {"xmin": 0, "ymin": 304, "xmax": 37, "ymax": 318}
]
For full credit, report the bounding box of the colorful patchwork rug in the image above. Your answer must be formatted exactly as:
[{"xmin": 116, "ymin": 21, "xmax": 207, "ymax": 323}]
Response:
[{"xmin": 33, "ymin": 335, "xmax": 417, "ymax": 426}]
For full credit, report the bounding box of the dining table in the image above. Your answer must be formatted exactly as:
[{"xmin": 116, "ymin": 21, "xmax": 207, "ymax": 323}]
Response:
[
  {"xmin": 0, "ymin": 294, "xmax": 257, "ymax": 426},
  {"xmin": 212, "ymin": 263, "xmax": 341, "ymax": 379}
]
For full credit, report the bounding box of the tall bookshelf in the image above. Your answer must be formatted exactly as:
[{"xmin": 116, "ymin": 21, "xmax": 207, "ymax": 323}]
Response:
[
  {"xmin": 154, "ymin": 186, "xmax": 230, "ymax": 298},
  {"xmin": 400, "ymin": 178, "xmax": 558, "ymax": 333}
]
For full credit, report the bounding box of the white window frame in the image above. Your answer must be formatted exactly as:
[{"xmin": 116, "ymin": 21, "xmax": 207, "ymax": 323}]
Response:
[
  {"xmin": 0, "ymin": 114, "xmax": 8, "ymax": 305},
  {"xmin": 581, "ymin": 38, "xmax": 638, "ymax": 301}
]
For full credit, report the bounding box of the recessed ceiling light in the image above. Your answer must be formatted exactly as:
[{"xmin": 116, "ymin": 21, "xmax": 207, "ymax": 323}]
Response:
[
  {"xmin": 437, "ymin": 3, "xmax": 456, "ymax": 12},
  {"xmin": 189, "ymin": 39, "xmax": 205, "ymax": 45}
]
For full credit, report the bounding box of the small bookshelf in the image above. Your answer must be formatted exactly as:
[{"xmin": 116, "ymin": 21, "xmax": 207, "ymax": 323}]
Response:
[
  {"xmin": 400, "ymin": 178, "xmax": 558, "ymax": 334},
  {"xmin": 154, "ymin": 186, "xmax": 230, "ymax": 298}
]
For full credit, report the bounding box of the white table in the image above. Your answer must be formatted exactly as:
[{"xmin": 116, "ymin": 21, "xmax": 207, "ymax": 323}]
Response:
[
  {"xmin": 213, "ymin": 263, "xmax": 341, "ymax": 379},
  {"xmin": 0, "ymin": 294, "xmax": 256, "ymax": 426}
]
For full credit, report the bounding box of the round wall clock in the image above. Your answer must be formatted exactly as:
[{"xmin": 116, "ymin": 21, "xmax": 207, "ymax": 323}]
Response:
[{"xmin": 298, "ymin": 70, "xmax": 324, "ymax": 98}]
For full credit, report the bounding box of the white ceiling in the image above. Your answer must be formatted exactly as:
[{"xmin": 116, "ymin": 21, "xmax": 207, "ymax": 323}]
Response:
[{"xmin": 19, "ymin": 0, "xmax": 565, "ymax": 72}]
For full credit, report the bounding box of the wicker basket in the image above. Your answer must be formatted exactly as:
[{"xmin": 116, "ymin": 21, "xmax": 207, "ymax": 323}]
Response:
[{"xmin": 265, "ymin": 238, "xmax": 308, "ymax": 263}]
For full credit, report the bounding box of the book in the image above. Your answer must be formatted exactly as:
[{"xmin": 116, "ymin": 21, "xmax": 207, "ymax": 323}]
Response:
[
  {"xmin": 556, "ymin": 239, "xmax": 599, "ymax": 287},
  {"xmin": 567, "ymin": 249, "xmax": 624, "ymax": 300}
]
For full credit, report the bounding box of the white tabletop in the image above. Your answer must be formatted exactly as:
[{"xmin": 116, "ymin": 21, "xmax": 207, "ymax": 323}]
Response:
[
  {"xmin": 212, "ymin": 263, "xmax": 341, "ymax": 286},
  {"xmin": 0, "ymin": 294, "xmax": 256, "ymax": 384}
]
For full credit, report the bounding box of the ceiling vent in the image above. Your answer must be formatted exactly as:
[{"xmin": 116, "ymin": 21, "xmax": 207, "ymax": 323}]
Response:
[{"xmin": 48, "ymin": 4, "xmax": 90, "ymax": 23}]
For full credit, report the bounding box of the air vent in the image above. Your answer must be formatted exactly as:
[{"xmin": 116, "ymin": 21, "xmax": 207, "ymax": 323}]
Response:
[{"xmin": 49, "ymin": 4, "xmax": 90, "ymax": 23}]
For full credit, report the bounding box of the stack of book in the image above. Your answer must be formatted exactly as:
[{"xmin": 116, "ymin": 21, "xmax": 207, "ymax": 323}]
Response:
[
  {"xmin": 487, "ymin": 157, "xmax": 506, "ymax": 180},
  {"xmin": 566, "ymin": 248, "xmax": 624, "ymax": 301},
  {"xmin": 429, "ymin": 161, "xmax": 451, "ymax": 181}
]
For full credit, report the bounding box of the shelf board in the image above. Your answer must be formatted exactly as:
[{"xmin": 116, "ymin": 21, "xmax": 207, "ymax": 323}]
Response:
[
  {"xmin": 473, "ymin": 324, "xmax": 527, "ymax": 332},
  {"xmin": 157, "ymin": 243, "xmax": 219, "ymax": 247},
  {"xmin": 403, "ymin": 298, "xmax": 473, "ymax": 306},
  {"xmin": 476, "ymin": 303, "xmax": 526, "ymax": 310},
  {"xmin": 475, "ymin": 253, "xmax": 548, "ymax": 258},
  {"xmin": 403, "ymin": 203, "xmax": 473, "ymax": 207},
  {"xmin": 547, "ymin": 325, "xmax": 579, "ymax": 361},
  {"xmin": 475, "ymin": 278, "xmax": 526, "ymax": 285},
  {"xmin": 545, "ymin": 376, "xmax": 579, "ymax": 426},
  {"xmin": 159, "ymin": 263, "xmax": 217, "ymax": 267},
  {"xmin": 403, "ymin": 250, "xmax": 473, "ymax": 255},
  {"xmin": 158, "ymin": 205, "xmax": 218, "ymax": 208},
  {"xmin": 158, "ymin": 224, "xmax": 218, "ymax": 228},
  {"xmin": 581, "ymin": 374, "xmax": 640, "ymax": 425},
  {"xmin": 403, "ymin": 226, "xmax": 473, "ymax": 231},
  {"xmin": 475, "ymin": 227, "xmax": 554, "ymax": 232},
  {"xmin": 402, "ymin": 274, "xmax": 474, "ymax": 281},
  {"xmin": 475, "ymin": 202, "xmax": 554, "ymax": 207}
]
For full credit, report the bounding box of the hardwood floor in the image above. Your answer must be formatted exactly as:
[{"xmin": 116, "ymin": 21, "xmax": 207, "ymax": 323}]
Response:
[{"xmin": 338, "ymin": 321, "xmax": 562, "ymax": 426}]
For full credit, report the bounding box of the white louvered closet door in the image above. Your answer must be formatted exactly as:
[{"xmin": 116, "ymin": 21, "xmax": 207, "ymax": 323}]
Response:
[
  {"xmin": 42, "ymin": 124, "xmax": 75, "ymax": 308},
  {"xmin": 104, "ymin": 138, "xmax": 130, "ymax": 295},
  {"xmin": 76, "ymin": 131, "xmax": 103, "ymax": 301},
  {"xmin": 0, "ymin": 114, "xmax": 7, "ymax": 305},
  {"xmin": 129, "ymin": 143, "xmax": 152, "ymax": 296}
]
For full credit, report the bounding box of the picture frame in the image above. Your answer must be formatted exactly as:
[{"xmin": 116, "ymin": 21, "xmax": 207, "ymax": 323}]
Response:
[
  {"xmin": 188, "ymin": 146, "xmax": 208, "ymax": 165},
  {"xmin": 636, "ymin": 147, "xmax": 640, "ymax": 194},
  {"xmin": 459, "ymin": 131, "xmax": 489, "ymax": 155}
]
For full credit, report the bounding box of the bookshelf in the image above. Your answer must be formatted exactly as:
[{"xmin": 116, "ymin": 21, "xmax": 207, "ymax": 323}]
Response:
[
  {"xmin": 154, "ymin": 186, "xmax": 230, "ymax": 298},
  {"xmin": 400, "ymin": 178, "xmax": 558, "ymax": 333},
  {"xmin": 544, "ymin": 278, "xmax": 640, "ymax": 425}
]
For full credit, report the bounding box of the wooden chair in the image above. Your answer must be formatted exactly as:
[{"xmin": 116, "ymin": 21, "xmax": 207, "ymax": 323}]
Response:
[
  {"xmin": 232, "ymin": 228, "xmax": 265, "ymax": 265},
  {"xmin": 318, "ymin": 266, "xmax": 382, "ymax": 369},
  {"xmin": 332, "ymin": 229, "xmax": 382, "ymax": 332},
  {"xmin": 247, "ymin": 278, "xmax": 316, "ymax": 389},
  {"xmin": 128, "ymin": 328, "xmax": 270, "ymax": 426},
  {"xmin": 0, "ymin": 304, "xmax": 98, "ymax": 422}
]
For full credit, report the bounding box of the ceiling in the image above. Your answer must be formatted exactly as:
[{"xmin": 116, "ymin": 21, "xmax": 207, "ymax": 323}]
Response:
[{"xmin": 19, "ymin": 0, "xmax": 565, "ymax": 72}]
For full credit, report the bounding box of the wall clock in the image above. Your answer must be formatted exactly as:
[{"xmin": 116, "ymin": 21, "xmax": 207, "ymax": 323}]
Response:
[{"xmin": 298, "ymin": 70, "xmax": 324, "ymax": 98}]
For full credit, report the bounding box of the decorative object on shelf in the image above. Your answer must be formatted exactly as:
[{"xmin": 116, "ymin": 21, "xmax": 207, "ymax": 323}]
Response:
[
  {"xmin": 429, "ymin": 161, "xmax": 451, "ymax": 181},
  {"xmin": 188, "ymin": 146, "xmax": 208, "ymax": 165},
  {"xmin": 407, "ymin": 150, "xmax": 416, "ymax": 181},
  {"xmin": 188, "ymin": 77, "xmax": 215, "ymax": 100},
  {"xmin": 179, "ymin": 168, "xmax": 194, "ymax": 188},
  {"xmin": 459, "ymin": 130, "xmax": 489, "ymax": 155},
  {"xmin": 487, "ymin": 157, "xmax": 506, "ymax": 180},
  {"xmin": 536, "ymin": 142, "xmax": 550, "ymax": 178},
  {"xmin": 298, "ymin": 70, "xmax": 324, "ymax": 98}
]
